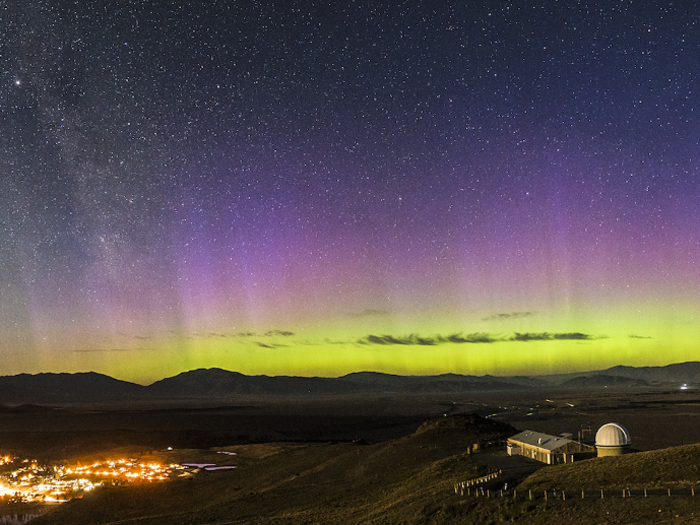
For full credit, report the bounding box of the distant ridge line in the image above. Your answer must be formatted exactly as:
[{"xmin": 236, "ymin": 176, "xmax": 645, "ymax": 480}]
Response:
[{"xmin": 0, "ymin": 361, "xmax": 698, "ymax": 405}]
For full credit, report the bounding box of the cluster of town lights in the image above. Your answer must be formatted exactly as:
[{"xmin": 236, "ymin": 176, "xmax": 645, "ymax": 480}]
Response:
[
  {"xmin": 65, "ymin": 459, "xmax": 177, "ymax": 481},
  {"xmin": 0, "ymin": 455, "xmax": 195, "ymax": 503}
]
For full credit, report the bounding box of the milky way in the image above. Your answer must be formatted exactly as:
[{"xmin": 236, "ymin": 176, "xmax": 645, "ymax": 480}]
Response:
[{"xmin": 1, "ymin": 1, "xmax": 699, "ymax": 383}]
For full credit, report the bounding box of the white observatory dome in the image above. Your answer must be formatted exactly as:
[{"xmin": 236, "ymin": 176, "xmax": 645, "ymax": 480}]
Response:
[{"xmin": 595, "ymin": 422, "xmax": 631, "ymax": 448}]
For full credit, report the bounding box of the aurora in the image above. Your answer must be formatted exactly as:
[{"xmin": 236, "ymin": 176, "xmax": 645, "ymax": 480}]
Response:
[{"xmin": 1, "ymin": 1, "xmax": 698, "ymax": 384}]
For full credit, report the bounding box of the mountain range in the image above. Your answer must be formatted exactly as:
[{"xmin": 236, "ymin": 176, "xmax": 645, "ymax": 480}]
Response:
[{"xmin": 0, "ymin": 361, "xmax": 698, "ymax": 406}]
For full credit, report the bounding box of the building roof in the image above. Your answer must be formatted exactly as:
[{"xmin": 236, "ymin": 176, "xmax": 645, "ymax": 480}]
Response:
[
  {"xmin": 508, "ymin": 430, "xmax": 574, "ymax": 452},
  {"xmin": 595, "ymin": 422, "xmax": 631, "ymax": 447}
]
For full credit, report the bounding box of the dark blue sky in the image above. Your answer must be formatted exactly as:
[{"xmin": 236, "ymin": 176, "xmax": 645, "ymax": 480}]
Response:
[{"xmin": 1, "ymin": 1, "xmax": 699, "ymax": 382}]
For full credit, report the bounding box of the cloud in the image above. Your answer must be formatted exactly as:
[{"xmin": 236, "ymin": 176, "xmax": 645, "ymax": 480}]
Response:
[
  {"xmin": 191, "ymin": 332, "xmax": 235, "ymax": 339},
  {"xmin": 511, "ymin": 332, "xmax": 599, "ymax": 341},
  {"xmin": 228, "ymin": 330, "xmax": 295, "ymax": 338},
  {"xmin": 629, "ymin": 334, "xmax": 652, "ymax": 339},
  {"xmin": 347, "ymin": 308, "xmax": 390, "ymax": 318},
  {"xmin": 438, "ymin": 333, "xmax": 496, "ymax": 343},
  {"xmin": 264, "ymin": 330, "xmax": 295, "ymax": 337},
  {"xmin": 511, "ymin": 333, "xmax": 550, "ymax": 341},
  {"xmin": 554, "ymin": 332, "xmax": 593, "ymax": 340},
  {"xmin": 255, "ymin": 342, "xmax": 289, "ymax": 348},
  {"xmin": 185, "ymin": 329, "xmax": 296, "ymax": 348},
  {"xmin": 360, "ymin": 334, "xmax": 437, "ymax": 346},
  {"xmin": 482, "ymin": 311, "xmax": 536, "ymax": 321},
  {"xmin": 359, "ymin": 332, "xmax": 495, "ymax": 346},
  {"xmin": 355, "ymin": 331, "xmax": 602, "ymax": 346}
]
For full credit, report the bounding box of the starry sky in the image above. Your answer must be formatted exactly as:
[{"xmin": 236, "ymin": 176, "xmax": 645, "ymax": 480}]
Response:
[{"xmin": 1, "ymin": 1, "xmax": 699, "ymax": 384}]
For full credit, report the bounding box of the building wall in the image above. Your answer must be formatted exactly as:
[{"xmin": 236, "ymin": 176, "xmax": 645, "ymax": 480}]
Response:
[
  {"xmin": 511, "ymin": 442, "xmax": 554, "ymax": 464},
  {"xmin": 506, "ymin": 439, "xmax": 595, "ymax": 465},
  {"xmin": 597, "ymin": 446, "xmax": 630, "ymax": 457}
]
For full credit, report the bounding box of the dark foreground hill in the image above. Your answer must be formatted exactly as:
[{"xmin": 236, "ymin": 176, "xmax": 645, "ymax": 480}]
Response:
[
  {"xmin": 458, "ymin": 442, "xmax": 700, "ymax": 525},
  {"xmin": 29, "ymin": 416, "xmax": 700, "ymax": 525},
  {"xmin": 30, "ymin": 414, "xmax": 516, "ymax": 525},
  {"xmin": 520, "ymin": 442, "xmax": 700, "ymax": 491}
]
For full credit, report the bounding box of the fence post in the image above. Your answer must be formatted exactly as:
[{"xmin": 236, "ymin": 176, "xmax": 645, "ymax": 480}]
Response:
[
  {"xmin": 529, "ymin": 490, "xmax": 532, "ymax": 500},
  {"xmin": 668, "ymin": 488, "xmax": 671, "ymax": 497},
  {"xmin": 601, "ymin": 489, "xmax": 604, "ymax": 499},
  {"xmin": 581, "ymin": 490, "xmax": 584, "ymax": 499},
  {"xmin": 544, "ymin": 490, "xmax": 547, "ymax": 500},
  {"xmin": 693, "ymin": 487, "xmax": 695, "ymax": 497},
  {"xmin": 563, "ymin": 490, "xmax": 566, "ymax": 501},
  {"xmin": 622, "ymin": 488, "xmax": 625, "ymax": 498},
  {"xmin": 644, "ymin": 488, "xmax": 647, "ymax": 498}
]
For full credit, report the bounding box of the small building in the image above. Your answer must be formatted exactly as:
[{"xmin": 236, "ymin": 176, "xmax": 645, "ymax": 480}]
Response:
[
  {"xmin": 507, "ymin": 430, "xmax": 595, "ymax": 464},
  {"xmin": 595, "ymin": 422, "xmax": 631, "ymax": 457}
]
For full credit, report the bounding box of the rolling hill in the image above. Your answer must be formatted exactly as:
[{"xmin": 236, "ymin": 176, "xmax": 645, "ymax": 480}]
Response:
[
  {"xmin": 27, "ymin": 415, "xmax": 700, "ymax": 524},
  {"xmin": 29, "ymin": 414, "xmax": 516, "ymax": 525},
  {"xmin": 0, "ymin": 361, "xmax": 698, "ymax": 406}
]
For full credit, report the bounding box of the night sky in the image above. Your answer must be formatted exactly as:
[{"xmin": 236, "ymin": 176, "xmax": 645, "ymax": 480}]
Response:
[{"xmin": 2, "ymin": 1, "xmax": 699, "ymax": 384}]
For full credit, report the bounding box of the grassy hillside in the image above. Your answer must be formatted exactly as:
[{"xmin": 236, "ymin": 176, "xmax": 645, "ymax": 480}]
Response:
[
  {"xmin": 30, "ymin": 414, "xmax": 513, "ymax": 524},
  {"xmin": 466, "ymin": 443, "xmax": 700, "ymax": 525},
  {"xmin": 520, "ymin": 443, "xmax": 700, "ymax": 491},
  {"xmin": 29, "ymin": 419, "xmax": 700, "ymax": 524}
]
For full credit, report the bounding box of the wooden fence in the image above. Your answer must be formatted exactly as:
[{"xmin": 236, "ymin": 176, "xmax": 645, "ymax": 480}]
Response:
[
  {"xmin": 455, "ymin": 484, "xmax": 700, "ymax": 500},
  {"xmin": 454, "ymin": 470, "xmax": 501, "ymax": 496}
]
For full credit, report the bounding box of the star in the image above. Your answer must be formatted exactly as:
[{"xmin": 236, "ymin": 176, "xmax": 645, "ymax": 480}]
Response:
[{"xmin": 0, "ymin": 1, "xmax": 697, "ymax": 382}]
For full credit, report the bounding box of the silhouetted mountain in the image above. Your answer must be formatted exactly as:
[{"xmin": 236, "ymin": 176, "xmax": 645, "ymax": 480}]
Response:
[
  {"xmin": 147, "ymin": 368, "xmax": 364, "ymax": 397},
  {"xmin": 600, "ymin": 362, "xmax": 700, "ymax": 384},
  {"xmin": 0, "ymin": 372, "xmax": 146, "ymax": 405},
  {"xmin": 146, "ymin": 369, "xmax": 548, "ymax": 399},
  {"xmin": 339, "ymin": 372, "xmax": 408, "ymax": 386},
  {"xmin": 339, "ymin": 372, "xmax": 547, "ymax": 391},
  {"xmin": 1, "ymin": 361, "xmax": 699, "ymax": 406},
  {"xmin": 559, "ymin": 374, "xmax": 650, "ymax": 388},
  {"xmin": 540, "ymin": 361, "xmax": 700, "ymax": 387}
]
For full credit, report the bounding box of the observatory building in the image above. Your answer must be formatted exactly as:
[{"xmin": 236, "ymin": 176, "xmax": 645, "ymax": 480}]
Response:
[
  {"xmin": 507, "ymin": 430, "xmax": 595, "ymax": 464},
  {"xmin": 595, "ymin": 422, "xmax": 631, "ymax": 457}
]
